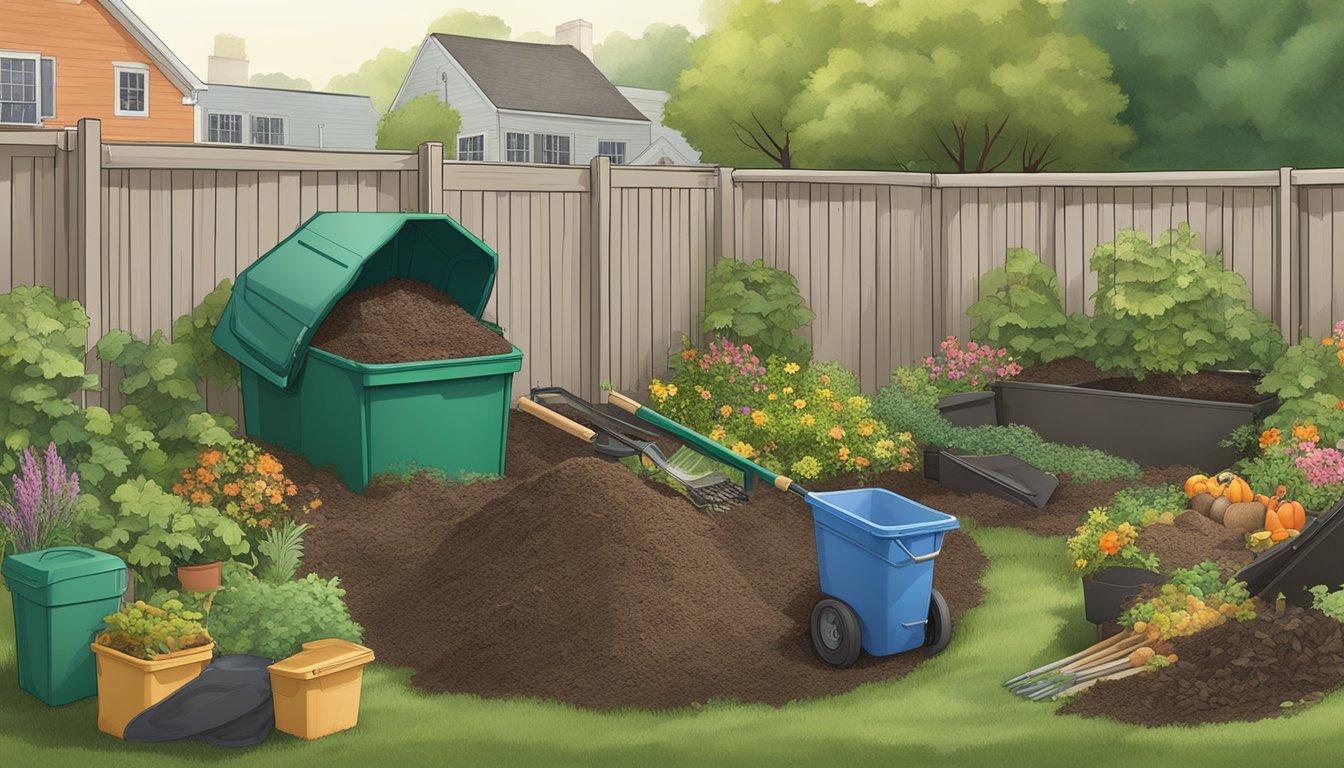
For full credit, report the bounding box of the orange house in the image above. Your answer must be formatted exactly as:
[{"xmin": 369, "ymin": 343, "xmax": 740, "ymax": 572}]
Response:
[{"xmin": 0, "ymin": 0, "xmax": 204, "ymax": 141}]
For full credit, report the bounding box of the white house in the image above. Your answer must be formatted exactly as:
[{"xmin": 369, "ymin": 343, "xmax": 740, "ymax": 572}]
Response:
[{"xmin": 391, "ymin": 23, "xmax": 701, "ymax": 166}]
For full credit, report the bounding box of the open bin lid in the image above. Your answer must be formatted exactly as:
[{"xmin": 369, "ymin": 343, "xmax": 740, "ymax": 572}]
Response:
[
  {"xmin": 934, "ymin": 452, "xmax": 1059, "ymax": 508},
  {"xmin": 212, "ymin": 213, "xmax": 499, "ymax": 389},
  {"xmin": 268, "ymin": 638, "xmax": 375, "ymax": 680}
]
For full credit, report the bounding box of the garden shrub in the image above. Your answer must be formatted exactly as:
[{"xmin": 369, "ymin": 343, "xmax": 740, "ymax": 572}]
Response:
[
  {"xmin": 1239, "ymin": 424, "xmax": 1344, "ymax": 512},
  {"xmin": 1106, "ymin": 484, "xmax": 1186, "ymax": 527},
  {"xmin": 172, "ymin": 441, "xmax": 321, "ymax": 546},
  {"xmin": 207, "ymin": 571, "xmax": 363, "ymax": 660},
  {"xmin": 1087, "ymin": 224, "xmax": 1286, "ymax": 377},
  {"xmin": 918, "ymin": 336, "xmax": 1023, "ymax": 397},
  {"xmin": 700, "ymin": 257, "xmax": 814, "ymax": 361},
  {"xmin": 966, "ymin": 248, "xmax": 1093, "ymax": 365},
  {"xmin": 1257, "ymin": 320, "xmax": 1344, "ymax": 447}
]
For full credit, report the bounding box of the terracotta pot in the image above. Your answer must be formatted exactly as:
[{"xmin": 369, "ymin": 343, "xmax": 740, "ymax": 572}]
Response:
[
  {"xmin": 176, "ymin": 561, "xmax": 222, "ymax": 592},
  {"xmin": 91, "ymin": 642, "xmax": 214, "ymax": 738}
]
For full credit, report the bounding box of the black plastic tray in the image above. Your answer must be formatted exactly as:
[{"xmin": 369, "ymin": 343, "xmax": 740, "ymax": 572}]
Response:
[
  {"xmin": 936, "ymin": 391, "xmax": 998, "ymax": 427},
  {"xmin": 1237, "ymin": 495, "xmax": 1344, "ymax": 607},
  {"xmin": 935, "ymin": 451, "xmax": 1059, "ymax": 508}
]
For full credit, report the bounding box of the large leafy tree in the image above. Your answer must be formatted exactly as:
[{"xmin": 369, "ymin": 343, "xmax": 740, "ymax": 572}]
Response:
[
  {"xmin": 1062, "ymin": 0, "xmax": 1344, "ymax": 169},
  {"xmin": 791, "ymin": 0, "xmax": 1133, "ymax": 172},
  {"xmin": 376, "ymin": 94, "xmax": 463, "ymax": 153},
  {"xmin": 665, "ymin": 0, "xmax": 867, "ymax": 168},
  {"xmin": 594, "ymin": 23, "xmax": 695, "ymax": 91}
]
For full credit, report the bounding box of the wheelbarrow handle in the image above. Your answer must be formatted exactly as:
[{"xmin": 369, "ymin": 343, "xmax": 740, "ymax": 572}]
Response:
[{"xmin": 516, "ymin": 397, "xmax": 596, "ymax": 443}]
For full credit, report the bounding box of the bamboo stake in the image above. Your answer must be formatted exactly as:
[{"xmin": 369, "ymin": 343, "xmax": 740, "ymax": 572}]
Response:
[
  {"xmin": 1003, "ymin": 630, "xmax": 1131, "ymax": 687},
  {"xmin": 1060, "ymin": 634, "xmax": 1145, "ymax": 673}
]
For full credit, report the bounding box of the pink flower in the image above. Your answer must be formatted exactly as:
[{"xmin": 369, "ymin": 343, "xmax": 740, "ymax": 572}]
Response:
[{"xmin": 997, "ymin": 367, "xmax": 1007, "ymax": 376}]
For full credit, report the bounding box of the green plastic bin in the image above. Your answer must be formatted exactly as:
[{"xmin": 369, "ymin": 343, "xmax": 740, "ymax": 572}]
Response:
[
  {"xmin": 212, "ymin": 212, "xmax": 523, "ymax": 493},
  {"xmin": 2, "ymin": 547, "xmax": 127, "ymax": 706}
]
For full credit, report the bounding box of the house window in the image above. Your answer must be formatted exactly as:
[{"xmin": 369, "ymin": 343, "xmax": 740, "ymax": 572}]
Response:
[
  {"xmin": 251, "ymin": 115, "xmax": 286, "ymax": 145},
  {"xmin": 597, "ymin": 141, "xmax": 626, "ymax": 165},
  {"xmin": 0, "ymin": 53, "xmax": 39, "ymax": 125},
  {"xmin": 40, "ymin": 57, "xmax": 54, "ymax": 119},
  {"xmin": 114, "ymin": 63, "xmax": 148, "ymax": 117},
  {"xmin": 539, "ymin": 134, "xmax": 571, "ymax": 165},
  {"xmin": 505, "ymin": 132, "xmax": 530, "ymax": 162},
  {"xmin": 208, "ymin": 113, "xmax": 244, "ymax": 143},
  {"xmin": 458, "ymin": 133, "xmax": 485, "ymax": 161}
]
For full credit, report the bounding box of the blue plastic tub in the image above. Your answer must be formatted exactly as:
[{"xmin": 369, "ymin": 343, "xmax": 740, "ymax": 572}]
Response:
[{"xmin": 807, "ymin": 488, "xmax": 960, "ymax": 656}]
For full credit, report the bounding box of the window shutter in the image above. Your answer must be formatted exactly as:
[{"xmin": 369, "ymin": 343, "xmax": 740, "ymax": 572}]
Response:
[
  {"xmin": 40, "ymin": 58, "xmax": 54, "ymax": 119},
  {"xmin": 534, "ymin": 133, "xmax": 546, "ymax": 163}
]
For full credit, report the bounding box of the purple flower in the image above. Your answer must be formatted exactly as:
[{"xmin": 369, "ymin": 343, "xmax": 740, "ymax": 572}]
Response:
[
  {"xmin": 0, "ymin": 442, "xmax": 80, "ymax": 554},
  {"xmin": 740, "ymin": 406, "xmax": 752, "ymax": 415}
]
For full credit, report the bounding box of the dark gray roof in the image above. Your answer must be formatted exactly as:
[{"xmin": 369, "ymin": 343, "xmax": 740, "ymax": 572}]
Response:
[{"xmin": 431, "ymin": 34, "xmax": 649, "ymax": 122}]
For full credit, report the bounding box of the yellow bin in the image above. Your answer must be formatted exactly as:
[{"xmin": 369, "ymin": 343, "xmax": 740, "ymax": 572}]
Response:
[
  {"xmin": 90, "ymin": 642, "xmax": 215, "ymax": 738},
  {"xmin": 269, "ymin": 639, "xmax": 375, "ymax": 739}
]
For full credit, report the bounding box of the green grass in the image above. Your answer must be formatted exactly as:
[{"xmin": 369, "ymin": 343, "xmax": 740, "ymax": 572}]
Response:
[{"xmin": 3, "ymin": 527, "xmax": 1342, "ymax": 767}]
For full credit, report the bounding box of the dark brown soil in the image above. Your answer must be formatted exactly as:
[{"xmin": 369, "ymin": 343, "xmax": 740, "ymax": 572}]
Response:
[
  {"xmin": 1136, "ymin": 511, "xmax": 1255, "ymax": 574},
  {"xmin": 1080, "ymin": 372, "xmax": 1268, "ymax": 404},
  {"xmin": 311, "ymin": 278, "xmax": 513, "ymax": 364},
  {"xmin": 1012, "ymin": 357, "xmax": 1109, "ymax": 385},
  {"xmin": 1060, "ymin": 604, "xmax": 1344, "ymax": 726},
  {"xmin": 293, "ymin": 414, "xmax": 988, "ymax": 710}
]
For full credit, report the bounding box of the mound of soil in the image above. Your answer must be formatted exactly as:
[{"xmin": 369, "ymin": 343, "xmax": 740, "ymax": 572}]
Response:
[
  {"xmin": 311, "ymin": 278, "xmax": 513, "ymax": 364},
  {"xmin": 1012, "ymin": 357, "xmax": 1109, "ymax": 385},
  {"xmin": 1080, "ymin": 373, "xmax": 1267, "ymax": 405},
  {"xmin": 1060, "ymin": 605, "xmax": 1344, "ymax": 726},
  {"xmin": 1137, "ymin": 511, "xmax": 1255, "ymax": 574},
  {"xmin": 295, "ymin": 414, "xmax": 987, "ymax": 710}
]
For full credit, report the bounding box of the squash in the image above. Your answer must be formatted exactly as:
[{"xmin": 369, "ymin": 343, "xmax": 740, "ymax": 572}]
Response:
[
  {"xmin": 1270, "ymin": 529, "xmax": 1291, "ymax": 542},
  {"xmin": 1264, "ymin": 509, "xmax": 1285, "ymax": 532},
  {"xmin": 1208, "ymin": 496, "xmax": 1233, "ymax": 524},
  {"xmin": 1218, "ymin": 474, "xmax": 1253, "ymax": 504},
  {"xmin": 1207, "ymin": 480, "xmax": 1227, "ymax": 499},
  {"xmin": 1224, "ymin": 501, "xmax": 1267, "ymax": 531},
  {"xmin": 1190, "ymin": 492, "xmax": 1216, "ymax": 516},
  {"xmin": 1277, "ymin": 500, "xmax": 1307, "ymax": 531},
  {"xmin": 1184, "ymin": 474, "xmax": 1211, "ymax": 498}
]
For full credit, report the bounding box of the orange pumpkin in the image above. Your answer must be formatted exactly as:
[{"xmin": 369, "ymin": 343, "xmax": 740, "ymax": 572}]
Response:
[
  {"xmin": 1184, "ymin": 474, "xmax": 1211, "ymax": 498},
  {"xmin": 1270, "ymin": 529, "xmax": 1291, "ymax": 542},
  {"xmin": 1277, "ymin": 500, "xmax": 1307, "ymax": 531},
  {"xmin": 1264, "ymin": 509, "xmax": 1285, "ymax": 532},
  {"xmin": 1219, "ymin": 474, "xmax": 1253, "ymax": 503}
]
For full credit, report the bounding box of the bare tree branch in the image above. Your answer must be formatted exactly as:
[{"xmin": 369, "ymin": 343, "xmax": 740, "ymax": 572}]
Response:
[{"xmin": 730, "ymin": 119, "xmax": 785, "ymax": 167}]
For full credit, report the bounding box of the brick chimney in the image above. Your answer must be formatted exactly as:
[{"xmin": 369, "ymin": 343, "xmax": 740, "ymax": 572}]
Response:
[
  {"xmin": 207, "ymin": 34, "xmax": 249, "ymax": 85},
  {"xmin": 555, "ymin": 19, "xmax": 593, "ymax": 61}
]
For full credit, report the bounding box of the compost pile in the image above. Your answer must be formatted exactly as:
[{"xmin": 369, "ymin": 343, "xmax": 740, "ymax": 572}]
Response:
[
  {"xmin": 1061, "ymin": 604, "xmax": 1344, "ymax": 725},
  {"xmin": 1080, "ymin": 373, "xmax": 1266, "ymax": 404},
  {"xmin": 297, "ymin": 416, "xmax": 987, "ymax": 710},
  {"xmin": 1135, "ymin": 512, "xmax": 1255, "ymax": 573},
  {"xmin": 310, "ymin": 278, "xmax": 513, "ymax": 364}
]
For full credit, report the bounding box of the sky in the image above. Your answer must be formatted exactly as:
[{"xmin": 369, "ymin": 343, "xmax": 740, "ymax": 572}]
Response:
[{"xmin": 124, "ymin": 0, "xmax": 707, "ymax": 88}]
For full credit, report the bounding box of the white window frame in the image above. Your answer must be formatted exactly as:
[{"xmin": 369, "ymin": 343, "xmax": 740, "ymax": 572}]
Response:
[
  {"xmin": 597, "ymin": 140, "xmax": 627, "ymax": 165},
  {"xmin": 457, "ymin": 132, "xmax": 486, "ymax": 162},
  {"xmin": 113, "ymin": 61, "xmax": 149, "ymax": 117},
  {"xmin": 206, "ymin": 111, "xmax": 245, "ymax": 144},
  {"xmin": 538, "ymin": 133, "xmax": 573, "ymax": 165},
  {"xmin": 249, "ymin": 113, "xmax": 287, "ymax": 146},
  {"xmin": 505, "ymin": 131, "xmax": 530, "ymax": 163},
  {"xmin": 0, "ymin": 49, "xmax": 42, "ymax": 126},
  {"xmin": 40, "ymin": 56, "xmax": 55, "ymax": 119}
]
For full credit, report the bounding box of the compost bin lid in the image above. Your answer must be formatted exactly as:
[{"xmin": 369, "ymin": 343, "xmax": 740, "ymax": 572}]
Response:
[
  {"xmin": 268, "ymin": 638, "xmax": 375, "ymax": 680},
  {"xmin": 1, "ymin": 546, "xmax": 126, "ymax": 590},
  {"xmin": 212, "ymin": 212, "xmax": 499, "ymax": 389}
]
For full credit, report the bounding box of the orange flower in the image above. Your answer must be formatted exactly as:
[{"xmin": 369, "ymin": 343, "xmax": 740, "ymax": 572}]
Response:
[
  {"xmin": 681, "ymin": 348, "xmax": 697, "ymax": 361},
  {"xmin": 831, "ymin": 401, "xmax": 843, "ymax": 412},
  {"xmin": 819, "ymin": 374, "xmax": 831, "ymax": 385},
  {"xmin": 1293, "ymin": 423, "xmax": 1320, "ymax": 444},
  {"xmin": 309, "ymin": 499, "xmax": 323, "ymax": 510},
  {"xmin": 854, "ymin": 456, "xmax": 871, "ymax": 468},
  {"xmin": 897, "ymin": 461, "xmax": 912, "ymax": 472},
  {"xmin": 199, "ymin": 449, "xmax": 222, "ymax": 467},
  {"xmin": 257, "ymin": 454, "xmax": 283, "ymax": 478},
  {"xmin": 223, "ymin": 482, "xmax": 241, "ymax": 497},
  {"xmin": 258, "ymin": 518, "xmax": 272, "ymax": 529},
  {"xmin": 837, "ymin": 447, "xmax": 851, "ymax": 461},
  {"xmin": 286, "ymin": 485, "xmax": 298, "ymax": 496},
  {"xmin": 720, "ymin": 405, "xmax": 733, "ymax": 418},
  {"xmin": 1098, "ymin": 530, "xmax": 1121, "ymax": 556},
  {"xmin": 1259, "ymin": 428, "xmax": 1281, "ymax": 450},
  {"xmin": 829, "ymin": 426, "xmax": 845, "ymax": 440}
]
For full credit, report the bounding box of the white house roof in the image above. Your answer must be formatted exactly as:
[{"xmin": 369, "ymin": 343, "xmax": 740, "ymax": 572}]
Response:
[{"xmin": 96, "ymin": 0, "xmax": 207, "ymax": 98}]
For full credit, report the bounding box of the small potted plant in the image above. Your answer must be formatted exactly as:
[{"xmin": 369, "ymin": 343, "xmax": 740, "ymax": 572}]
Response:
[
  {"xmin": 175, "ymin": 552, "xmax": 224, "ymax": 593},
  {"xmin": 1068, "ymin": 508, "xmax": 1162, "ymax": 626},
  {"xmin": 90, "ymin": 599, "xmax": 214, "ymax": 738}
]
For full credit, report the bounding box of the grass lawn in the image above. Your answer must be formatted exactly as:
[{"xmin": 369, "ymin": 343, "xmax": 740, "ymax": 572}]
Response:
[{"xmin": 2, "ymin": 524, "xmax": 1340, "ymax": 767}]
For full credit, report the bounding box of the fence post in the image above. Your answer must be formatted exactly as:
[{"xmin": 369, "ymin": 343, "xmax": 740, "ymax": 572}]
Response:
[
  {"xmin": 714, "ymin": 166, "xmax": 735, "ymax": 261},
  {"xmin": 588, "ymin": 155, "xmax": 611, "ymax": 400},
  {"xmin": 73, "ymin": 119, "xmax": 103, "ymax": 349},
  {"xmin": 417, "ymin": 141, "xmax": 444, "ymax": 213},
  {"xmin": 1277, "ymin": 166, "xmax": 1297, "ymax": 343}
]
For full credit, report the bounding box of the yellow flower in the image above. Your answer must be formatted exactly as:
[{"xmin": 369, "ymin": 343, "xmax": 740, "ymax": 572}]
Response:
[
  {"xmin": 731, "ymin": 441, "xmax": 756, "ymax": 457},
  {"xmin": 800, "ymin": 414, "xmax": 816, "ymax": 427},
  {"xmin": 818, "ymin": 388, "xmax": 833, "ymax": 400},
  {"xmin": 856, "ymin": 419, "xmax": 876, "ymax": 437},
  {"xmin": 768, "ymin": 393, "xmax": 778, "ymax": 401},
  {"xmin": 1324, "ymin": 337, "xmax": 1337, "ymax": 346},
  {"xmin": 720, "ymin": 405, "xmax": 733, "ymax": 418},
  {"xmin": 709, "ymin": 425, "xmax": 727, "ymax": 440},
  {"xmin": 793, "ymin": 399, "xmax": 807, "ymax": 410},
  {"xmin": 784, "ymin": 362, "xmax": 801, "ymax": 374},
  {"xmin": 829, "ymin": 426, "xmax": 845, "ymax": 440},
  {"xmin": 1074, "ymin": 558, "xmax": 1088, "ymax": 570},
  {"xmin": 838, "ymin": 446, "xmax": 851, "ymax": 461},
  {"xmin": 847, "ymin": 396, "xmax": 865, "ymax": 408},
  {"xmin": 666, "ymin": 384, "xmax": 678, "ymax": 397},
  {"xmin": 831, "ymin": 401, "xmax": 843, "ymax": 412},
  {"xmin": 783, "ymin": 386, "xmax": 794, "ymax": 394},
  {"xmin": 751, "ymin": 411, "xmax": 768, "ymax": 426}
]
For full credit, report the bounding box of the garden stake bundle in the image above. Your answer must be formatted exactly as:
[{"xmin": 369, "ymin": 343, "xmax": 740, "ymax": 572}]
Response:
[{"xmin": 1004, "ymin": 630, "xmax": 1157, "ymax": 700}]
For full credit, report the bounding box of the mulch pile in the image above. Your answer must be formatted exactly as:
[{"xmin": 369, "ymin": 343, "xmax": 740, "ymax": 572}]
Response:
[
  {"xmin": 295, "ymin": 415, "xmax": 987, "ymax": 710},
  {"xmin": 310, "ymin": 278, "xmax": 513, "ymax": 364},
  {"xmin": 1080, "ymin": 372, "xmax": 1267, "ymax": 404},
  {"xmin": 1061, "ymin": 604, "xmax": 1344, "ymax": 726},
  {"xmin": 1012, "ymin": 357, "xmax": 1108, "ymax": 385},
  {"xmin": 1136, "ymin": 511, "xmax": 1255, "ymax": 574}
]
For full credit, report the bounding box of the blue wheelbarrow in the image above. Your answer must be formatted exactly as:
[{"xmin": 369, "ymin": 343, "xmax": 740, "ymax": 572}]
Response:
[{"xmin": 608, "ymin": 392, "xmax": 962, "ymax": 667}]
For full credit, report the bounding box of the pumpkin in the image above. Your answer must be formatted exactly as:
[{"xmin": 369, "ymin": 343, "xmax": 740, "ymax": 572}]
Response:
[
  {"xmin": 1270, "ymin": 529, "xmax": 1292, "ymax": 542},
  {"xmin": 1277, "ymin": 500, "xmax": 1307, "ymax": 531},
  {"xmin": 1264, "ymin": 509, "xmax": 1284, "ymax": 532},
  {"xmin": 1184, "ymin": 474, "xmax": 1211, "ymax": 498},
  {"xmin": 1218, "ymin": 474, "xmax": 1253, "ymax": 503},
  {"xmin": 1225, "ymin": 501, "xmax": 1267, "ymax": 531}
]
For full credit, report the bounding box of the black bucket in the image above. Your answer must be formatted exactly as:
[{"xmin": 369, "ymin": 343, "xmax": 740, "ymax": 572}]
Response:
[{"xmin": 1082, "ymin": 567, "xmax": 1165, "ymax": 625}]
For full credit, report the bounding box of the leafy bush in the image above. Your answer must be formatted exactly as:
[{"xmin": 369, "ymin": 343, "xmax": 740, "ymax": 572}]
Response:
[
  {"xmin": 919, "ymin": 336, "xmax": 1023, "ymax": 397},
  {"xmin": 655, "ymin": 337, "xmax": 767, "ymax": 435},
  {"xmin": 208, "ymin": 571, "xmax": 363, "ymax": 660},
  {"xmin": 1087, "ymin": 224, "xmax": 1286, "ymax": 377},
  {"xmin": 1107, "ymin": 484, "xmax": 1186, "ymax": 527},
  {"xmin": 1309, "ymin": 584, "xmax": 1344, "ymax": 622},
  {"xmin": 1120, "ymin": 562, "xmax": 1256, "ymax": 640},
  {"xmin": 700, "ymin": 258, "xmax": 813, "ymax": 361},
  {"xmin": 1239, "ymin": 425, "xmax": 1344, "ymax": 511},
  {"xmin": 966, "ymin": 248, "xmax": 1092, "ymax": 365},
  {"xmin": 96, "ymin": 599, "xmax": 211, "ymax": 660},
  {"xmin": 873, "ymin": 369, "xmax": 1140, "ymax": 483},
  {"xmin": 1068, "ymin": 508, "xmax": 1157, "ymax": 579},
  {"xmin": 0, "ymin": 442, "xmax": 80, "ymax": 554},
  {"xmin": 1257, "ymin": 321, "xmax": 1344, "ymax": 447}
]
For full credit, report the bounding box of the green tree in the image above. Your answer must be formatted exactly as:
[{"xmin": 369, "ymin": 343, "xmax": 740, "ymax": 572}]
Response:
[
  {"xmin": 594, "ymin": 23, "xmax": 695, "ymax": 91},
  {"xmin": 1062, "ymin": 0, "xmax": 1344, "ymax": 170},
  {"xmin": 376, "ymin": 94, "xmax": 462, "ymax": 152},
  {"xmin": 665, "ymin": 0, "xmax": 867, "ymax": 168},
  {"xmin": 425, "ymin": 10, "xmax": 511, "ymax": 39},
  {"xmin": 791, "ymin": 0, "xmax": 1133, "ymax": 172},
  {"xmin": 514, "ymin": 31, "xmax": 554, "ymax": 43},
  {"xmin": 214, "ymin": 34, "xmax": 246, "ymax": 59},
  {"xmin": 250, "ymin": 72, "xmax": 312, "ymax": 91}
]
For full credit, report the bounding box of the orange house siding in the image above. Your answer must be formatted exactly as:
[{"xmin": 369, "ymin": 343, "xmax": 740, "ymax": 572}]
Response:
[{"xmin": 0, "ymin": 0, "xmax": 194, "ymax": 141}]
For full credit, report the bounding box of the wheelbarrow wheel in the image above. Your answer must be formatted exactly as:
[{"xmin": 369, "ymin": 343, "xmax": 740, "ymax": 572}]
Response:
[
  {"xmin": 924, "ymin": 588, "xmax": 952, "ymax": 655},
  {"xmin": 811, "ymin": 598, "xmax": 861, "ymax": 668}
]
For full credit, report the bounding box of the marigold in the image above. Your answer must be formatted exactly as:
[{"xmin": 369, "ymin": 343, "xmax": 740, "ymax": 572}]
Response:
[
  {"xmin": 847, "ymin": 396, "xmax": 865, "ymax": 408},
  {"xmin": 259, "ymin": 518, "xmax": 272, "ymax": 529},
  {"xmin": 701, "ymin": 389, "xmax": 713, "ymax": 400},
  {"xmin": 1325, "ymin": 337, "xmax": 1337, "ymax": 346},
  {"xmin": 819, "ymin": 374, "xmax": 831, "ymax": 385},
  {"xmin": 783, "ymin": 386, "xmax": 794, "ymax": 394},
  {"xmin": 829, "ymin": 426, "xmax": 845, "ymax": 440},
  {"xmin": 817, "ymin": 388, "xmax": 833, "ymax": 400},
  {"xmin": 223, "ymin": 482, "xmax": 241, "ymax": 497},
  {"xmin": 709, "ymin": 425, "xmax": 727, "ymax": 440},
  {"xmin": 720, "ymin": 405, "xmax": 733, "ymax": 418},
  {"xmin": 784, "ymin": 362, "xmax": 801, "ymax": 374},
  {"xmin": 200, "ymin": 449, "xmax": 222, "ymax": 467},
  {"xmin": 856, "ymin": 419, "xmax": 876, "ymax": 437},
  {"xmin": 1260, "ymin": 428, "xmax": 1282, "ymax": 450},
  {"xmin": 1074, "ymin": 558, "xmax": 1088, "ymax": 571},
  {"xmin": 800, "ymin": 414, "xmax": 816, "ymax": 427},
  {"xmin": 838, "ymin": 447, "xmax": 851, "ymax": 461},
  {"xmin": 793, "ymin": 399, "xmax": 807, "ymax": 410},
  {"xmin": 831, "ymin": 401, "xmax": 842, "ymax": 412},
  {"xmin": 897, "ymin": 461, "xmax": 912, "ymax": 472},
  {"xmin": 752, "ymin": 411, "xmax": 768, "ymax": 426},
  {"xmin": 309, "ymin": 499, "xmax": 323, "ymax": 510},
  {"xmin": 1098, "ymin": 530, "xmax": 1121, "ymax": 556},
  {"xmin": 854, "ymin": 456, "xmax": 870, "ymax": 468},
  {"xmin": 731, "ymin": 441, "xmax": 756, "ymax": 458},
  {"xmin": 768, "ymin": 393, "xmax": 779, "ymax": 401},
  {"xmin": 1293, "ymin": 423, "xmax": 1321, "ymax": 444}
]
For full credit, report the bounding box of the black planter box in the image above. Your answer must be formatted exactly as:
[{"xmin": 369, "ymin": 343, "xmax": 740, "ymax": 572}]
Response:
[
  {"xmin": 936, "ymin": 390, "xmax": 999, "ymax": 427},
  {"xmin": 1082, "ymin": 567, "xmax": 1165, "ymax": 625},
  {"xmin": 990, "ymin": 372, "xmax": 1279, "ymax": 471}
]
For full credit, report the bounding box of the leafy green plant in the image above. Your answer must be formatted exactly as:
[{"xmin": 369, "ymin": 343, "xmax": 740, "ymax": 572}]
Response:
[
  {"xmin": 78, "ymin": 477, "xmax": 249, "ymax": 590},
  {"xmin": 1257, "ymin": 321, "xmax": 1344, "ymax": 447},
  {"xmin": 1067, "ymin": 508, "xmax": 1157, "ymax": 579},
  {"xmin": 1120, "ymin": 562, "xmax": 1256, "ymax": 640},
  {"xmin": 1220, "ymin": 422, "xmax": 1265, "ymax": 463},
  {"xmin": 967, "ymin": 248, "xmax": 1093, "ymax": 365},
  {"xmin": 256, "ymin": 519, "xmax": 311, "ymax": 585},
  {"xmin": 96, "ymin": 599, "xmax": 211, "ymax": 660},
  {"xmin": 1309, "ymin": 584, "xmax": 1344, "ymax": 622},
  {"xmin": 208, "ymin": 571, "xmax": 363, "ymax": 660},
  {"xmin": 1087, "ymin": 224, "xmax": 1286, "ymax": 377},
  {"xmin": 1236, "ymin": 426, "xmax": 1344, "ymax": 512},
  {"xmin": 1107, "ymin": 484, "xmax": 1185, "ymax": 527},
  {"xmin": 700, "ymin": 258, "xmax": 813, "ymax": 361}
]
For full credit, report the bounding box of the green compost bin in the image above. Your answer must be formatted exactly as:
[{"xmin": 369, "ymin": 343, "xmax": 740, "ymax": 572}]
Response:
[
  {"xmin": 2, "ymin": 547, "xmax": 127, "ymax": 706},
  {"xmin": 211, "ymin": 212, "xmax": 523, "ymax": 493}
]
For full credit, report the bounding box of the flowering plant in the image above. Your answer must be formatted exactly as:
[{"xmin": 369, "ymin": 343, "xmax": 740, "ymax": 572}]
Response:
[
  {"xmin": 921, "ymin": 336, "xmax": 1022, "ymax": 397},
  {"xmin": 654, "ymin": 337, "xmax": 768, "ymax": 434},
  {"xmin": 1258, "ymin": 320, "xmax": 1344, "ymax": 447},
  {"xmin": 1067, "ymin": 507, "xmax": 1158, "ymax": 579},
  {"xmin": 173, "ymin": 441, "xmax": 319, "ymax": 536},
  {"xmin": 0, "ymin": 442, "xmax": 80, "ymax": 554},
  {"xmin": 1242, "ymin": 421, "xmax": 1344, "ymax": 512}
]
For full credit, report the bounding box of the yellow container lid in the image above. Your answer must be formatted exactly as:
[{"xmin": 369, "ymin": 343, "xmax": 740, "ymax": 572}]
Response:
[{"xmin": 268, "ymin": 639, "xmax": 375, "ymax": 680}]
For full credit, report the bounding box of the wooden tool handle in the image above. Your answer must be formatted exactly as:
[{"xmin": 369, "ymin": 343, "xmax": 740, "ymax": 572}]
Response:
[
  {"xmin": 517, "ymin": 397, "xmax": 596, "ymax": 442},
  {"xmin": 773, "ymin": 475, "xmax": 794, "ymax": 492},
  {"xmin": 607, "ymin": 391, "xmax": 642, "ymax": 414}
]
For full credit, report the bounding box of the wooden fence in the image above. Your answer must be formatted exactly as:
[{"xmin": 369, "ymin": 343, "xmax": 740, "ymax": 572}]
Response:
[{"xmin": 4, "ymin": 120, "xmax": 1344, "ymax": 429}]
